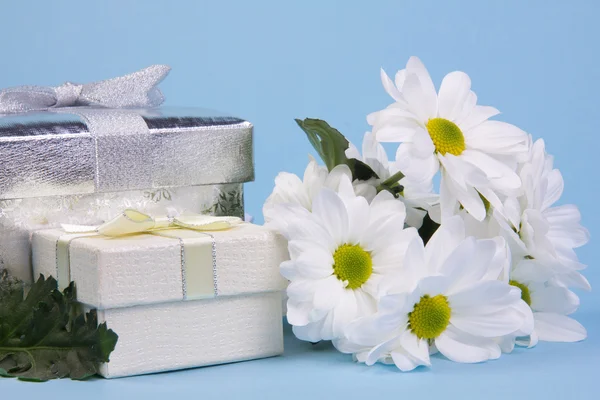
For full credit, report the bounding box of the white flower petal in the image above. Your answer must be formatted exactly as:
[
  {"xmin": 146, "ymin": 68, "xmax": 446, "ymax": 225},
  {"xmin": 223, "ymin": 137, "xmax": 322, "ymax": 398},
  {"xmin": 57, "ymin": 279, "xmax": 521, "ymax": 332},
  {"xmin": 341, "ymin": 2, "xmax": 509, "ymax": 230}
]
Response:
[
  {"xmin": 402, "ymin": 73, "xmax": 437, "ymax": 123},
  {"xmin": 453, "ymin": 91, "xmax": 478, "ymax": 127},
  {"xmin": 311, "ymin": 188, "xmax": 349, "ymax": 245},
  {"xmin": 541, "ymin": 168, "xmax": 564, "ymax": 210},
  {"xmin": 395, "ymin": 144, "xmax": 439, "ymax": 185},
  {"xmin": 345, "ymin": 141, "xmax": 361, "ymax": 160},
  {"xmin": 286, "ymin": 219, "xmax": 336, "ymax": 253},
  {"xmin": 450, "ymin": 306, "xmax": 526, "ymax": 338},
  {"xmin": 293, "ymin": 247, "xmax": 335, "ymax": 279},
  {"xmin": 324, "ymin": 164, "xmax": 353, "ymax": 191},
  {"xmin": 496, "ymin": 335, "xmax": 516, "ymax": 354},
  {"xmin": 531, "ymin": 286, "xmax": 580, "ymax": 315},
  {"xmin": 286, "ymin": 300, "xmax": 315, "ymax": 326},
  {"xmin": 411, "ymin": 128, "xmax": 436, "ymax": 157},
  {"xmin": 424, "ymin": 215, "xmax": 465, "ymax": 272},
  {"xmin": 374, "ymin": 120, "xmax": 421, "ymax": 143},
  {"xmin": 437, "ymin": 71, "xmax": 472, "ymax": 122},
  {"xmin": 331, "ymin": 290, "xmax": 359, "ymax": 338},
  {"xmin": 417, "ymin": 275, "xmax": 450, "ymax": 297},
  {"xmin": 312, "ymin": 276, "xmax": 344, "ymax": 310},
  {"xmin": 279, "ymin": 260, "xmax": 300, "ymax": 280},
  {"xmin": 512, "ymin": 300, "xmax": 535, "ymax": 336},
  {"xmin": 365, "ymin": 335, "xmax": 401, "ymax": 366},
  {"xmin": 441, "ymin": 237, "xmax": 498, "ymax": 291},
  {"xmin": 395, "ymin": 69, "xmax": 407, "ymax": 90},
  {"xmin": 443, "ymin": 173, "xmax": 486, "ymax": 221},
  {"xmin": 399, "ymin": 329, "xmax": 431, "ymax": 366},
  {"xmin": 460, "ymin": 149, "xmax": 521, "ymax": 190},
  {"xmin": 402, "ymin": 236, "xmax": 427, "ymax": 281},
  {"xmin": 390, "ymin": 351, "xmax": 424, "ymax": 372},
  {"xmin": 534, "ymin": 313, "xmax": 587, "ymax": 342},
  {"xmin": 465, "ymin": 120, "xmax": 528, "ymax": 156},
  {"xmin": 380, "ymin": 67, "xmax": 404, "ymax": 102},
  {"xmin": 459, "ymin": 105, "xmax": 500, "ymax": 132},
  {"xmin": 344, "ymin": 195, "xmax": 371, "ymax": 244},
  {"xmin": 405, "ymin": 56, "xmax": 438, "ymax": 118},
  {"xmin": 435, "ymin": 327, "xmax": 495, "ymax": 364},
  {"xmin": 511, "ymin": 259, "xmax": 553, "ymax": 284},
  {"xmin": 292, "ymin": 318, "xmax": 326, "ymax": 342},
  {"xmin": 448, "ymin": 280, "xmax": 520, "ymax": 314},
  {"xmin": 361, "ymin": 132, "xmax": 390, "ymax": 175},
  {"xmin": 550, "ymin": 270, "xmax": 591, "ymax": 292}
]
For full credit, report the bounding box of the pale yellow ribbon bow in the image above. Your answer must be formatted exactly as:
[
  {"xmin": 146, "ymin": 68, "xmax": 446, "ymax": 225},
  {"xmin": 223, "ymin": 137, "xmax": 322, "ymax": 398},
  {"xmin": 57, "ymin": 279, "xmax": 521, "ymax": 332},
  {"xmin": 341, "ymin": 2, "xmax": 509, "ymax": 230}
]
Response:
[
  {"xmin": 61, "ymin": 209, "xmax": 243, "ymax": 236},
  {"xmin": 56, "ymin": 210, "xmax": 244, "ymax": 299}
]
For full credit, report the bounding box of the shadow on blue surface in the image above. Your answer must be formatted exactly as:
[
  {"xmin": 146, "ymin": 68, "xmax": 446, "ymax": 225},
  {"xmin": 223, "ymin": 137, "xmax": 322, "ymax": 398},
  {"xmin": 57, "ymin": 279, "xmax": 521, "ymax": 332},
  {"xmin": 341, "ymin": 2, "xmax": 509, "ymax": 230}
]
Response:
[{"xmin": 2, "ymin": 312, "xmax": 598, "ymax": 399}]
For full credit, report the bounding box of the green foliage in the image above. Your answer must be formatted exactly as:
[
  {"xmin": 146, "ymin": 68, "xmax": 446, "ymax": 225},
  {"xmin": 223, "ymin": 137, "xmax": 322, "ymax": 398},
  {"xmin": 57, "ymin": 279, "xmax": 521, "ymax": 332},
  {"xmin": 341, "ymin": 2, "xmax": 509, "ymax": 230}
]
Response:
[
  {"xmin": 295, "ymin": 118, "xmax": 379, "ymax": 181},
  {"xmin": 204, "ymin": 188, "xmax": 245, "ymax": 218},
  {"xmin": 0, "ymin": 271, "xmax": 118, "ymax": 381},
  {"xmin": 418, "ymin": 213, "xmax": 441, "ymax": 245}
]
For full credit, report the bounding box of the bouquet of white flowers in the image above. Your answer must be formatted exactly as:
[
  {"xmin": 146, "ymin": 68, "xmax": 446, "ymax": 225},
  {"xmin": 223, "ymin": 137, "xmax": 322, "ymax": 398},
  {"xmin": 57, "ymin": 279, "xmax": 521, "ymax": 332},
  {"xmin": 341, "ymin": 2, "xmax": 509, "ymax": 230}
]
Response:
[{"xmin": 263, "ymin": 56, "xmax": 590, "ymax": 371}]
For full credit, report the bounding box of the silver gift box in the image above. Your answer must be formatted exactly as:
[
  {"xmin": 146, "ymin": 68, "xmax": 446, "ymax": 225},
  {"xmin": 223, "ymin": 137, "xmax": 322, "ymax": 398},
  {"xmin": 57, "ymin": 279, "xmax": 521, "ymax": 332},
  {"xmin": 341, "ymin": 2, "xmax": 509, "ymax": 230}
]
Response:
[{"xmin": 0, "ymin": 107, "xmax": 254, "ymax": 282}]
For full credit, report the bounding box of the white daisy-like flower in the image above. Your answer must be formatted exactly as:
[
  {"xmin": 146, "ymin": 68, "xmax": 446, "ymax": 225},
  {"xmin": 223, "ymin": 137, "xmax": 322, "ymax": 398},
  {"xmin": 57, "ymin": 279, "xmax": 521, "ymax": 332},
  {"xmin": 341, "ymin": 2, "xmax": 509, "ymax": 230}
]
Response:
[
  {"xmin": 496, "ymin": 258, "xmax": 586, "ymax": 351},
  {"xmin": 263, "ymin": 156, "xmax": 352, "ymax": 229},
  {"xmin": 345, "ymin": 132, "xmax": 440, "ymax": 228},
  {"xmin": 369, "ymin": 56, "xmax": 529, "ymax": 221},
  {"xmin": 336, "ymin": 217, "xmax": 532, "ymax": 371},
  {"xmin": 497, "ymin": 138, "xmax": 590, "ymax": 291},
  {"xmin": 269, "ymin": 176, "xmax": 419, "ymax": 342},
  {"xmin": 459, "ymin": 138, "xmax": 589, "ymax": 347}
]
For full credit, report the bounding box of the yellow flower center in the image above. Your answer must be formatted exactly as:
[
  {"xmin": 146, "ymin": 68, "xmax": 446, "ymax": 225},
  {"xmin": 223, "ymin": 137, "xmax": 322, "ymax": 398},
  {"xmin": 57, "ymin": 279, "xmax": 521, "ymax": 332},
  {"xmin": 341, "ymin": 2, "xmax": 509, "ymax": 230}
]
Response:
[
  {"xmin": 426, "ymin": 118, "xmax": 466, "ymax": 155},
  {"xmin": 332, "ymin": 244, "xmax": 373, "ymax": 289},
  {"xmin": 408, "ymin": 294, "xmax": 451, "ymax": 339},
  {"xmin": 509, "ymin": 280, "xmax": 532, "ymax": 306}
]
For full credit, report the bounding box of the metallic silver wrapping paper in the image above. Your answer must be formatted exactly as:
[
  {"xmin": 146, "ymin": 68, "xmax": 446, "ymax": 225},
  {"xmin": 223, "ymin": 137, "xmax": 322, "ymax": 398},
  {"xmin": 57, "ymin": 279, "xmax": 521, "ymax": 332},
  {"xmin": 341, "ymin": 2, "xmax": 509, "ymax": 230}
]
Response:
[
  {"xmin": 0, "ymin": 105, "xmax": 252, "ymax": 283},
  {"xmin": 0, "ymin": 107, "xmax": 254, "ymax": 200}
]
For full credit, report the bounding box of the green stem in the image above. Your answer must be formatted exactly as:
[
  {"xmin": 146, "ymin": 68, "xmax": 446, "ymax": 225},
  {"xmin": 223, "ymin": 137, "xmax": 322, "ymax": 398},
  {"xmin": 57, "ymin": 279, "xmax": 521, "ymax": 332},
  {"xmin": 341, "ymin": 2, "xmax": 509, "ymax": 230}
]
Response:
[{"xmin": 376, "ymin": 170, "xmax": 405, "ymax": 192}]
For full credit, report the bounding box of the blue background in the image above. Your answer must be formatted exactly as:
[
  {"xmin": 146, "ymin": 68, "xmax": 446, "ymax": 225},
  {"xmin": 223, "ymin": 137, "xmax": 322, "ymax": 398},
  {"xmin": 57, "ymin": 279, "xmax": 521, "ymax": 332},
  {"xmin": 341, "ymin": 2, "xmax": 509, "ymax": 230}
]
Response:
[{"xmin": 1, "ymin": 0, "xmax": 598, "ymax": 398}]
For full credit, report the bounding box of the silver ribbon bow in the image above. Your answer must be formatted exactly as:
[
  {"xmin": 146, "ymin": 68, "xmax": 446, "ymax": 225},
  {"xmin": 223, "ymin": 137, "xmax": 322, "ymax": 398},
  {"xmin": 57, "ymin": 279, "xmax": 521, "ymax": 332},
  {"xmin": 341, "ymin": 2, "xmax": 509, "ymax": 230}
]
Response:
[{"xmin": 0, "ymin": 65, "xmax": 171, "ymax": 114}]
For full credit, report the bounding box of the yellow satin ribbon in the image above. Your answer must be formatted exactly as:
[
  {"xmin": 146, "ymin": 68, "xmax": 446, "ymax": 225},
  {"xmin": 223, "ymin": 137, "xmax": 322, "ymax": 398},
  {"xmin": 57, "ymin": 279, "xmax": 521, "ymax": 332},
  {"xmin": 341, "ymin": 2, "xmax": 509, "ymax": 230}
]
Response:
[
  {"xmin": 61, "ymin": 209, "xmax": 243, "ymax": 236},
  {"xmin": 56, "ymin": 210, "xmax": 243, "ymax": 300}
]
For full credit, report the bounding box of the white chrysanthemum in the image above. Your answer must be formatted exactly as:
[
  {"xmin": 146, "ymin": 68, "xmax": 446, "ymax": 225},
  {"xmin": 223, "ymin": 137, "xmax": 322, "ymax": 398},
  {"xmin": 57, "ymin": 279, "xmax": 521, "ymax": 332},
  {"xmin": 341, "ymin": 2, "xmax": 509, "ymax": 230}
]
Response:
[
  {"xmin": 263, "ymin": 155, "xmax": 351, "ymax": 214},
  {"xmin": 369, "ymin": 56, "xmax": 529, "ymax": 221},
  {"xmin": 268, "ymin": 176, "xmax": 419, "ymax": 342},
  {"xmin": 336, "ymin": 217, "xmax": 532, "ymax": 371},
  {"xmin": 345, "ymin": 132, "xmax": 440, "ymax": 228},
  {"xmin": 497, "ymin": 138, "xmax": 590, "ymax": 290},
  {"xmin": 486, "ymin": 138, "xmax": 590, "ymax": 348},
  {"xmin": 496, "ymin": 259, "xmax": 586, "ymax": 351}
]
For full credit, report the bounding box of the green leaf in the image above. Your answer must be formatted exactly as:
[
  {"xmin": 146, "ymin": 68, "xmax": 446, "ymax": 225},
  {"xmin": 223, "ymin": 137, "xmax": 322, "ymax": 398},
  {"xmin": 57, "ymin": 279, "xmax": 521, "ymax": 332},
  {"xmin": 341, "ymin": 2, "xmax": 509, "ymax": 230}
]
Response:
[
  {"xmin": 418, "ymin": 213, "xmax": 440, "ymax": 245},
  {"xmin": 295, "ymin": 118, "xmax": 379, "ymax": 181},
  {"xmin": 346, "ymin": 159, "xmax": 379, "ymax": 181},
  {"xmin": 0, "ymin": 271, "xmax": 118, "ymax": 381}
]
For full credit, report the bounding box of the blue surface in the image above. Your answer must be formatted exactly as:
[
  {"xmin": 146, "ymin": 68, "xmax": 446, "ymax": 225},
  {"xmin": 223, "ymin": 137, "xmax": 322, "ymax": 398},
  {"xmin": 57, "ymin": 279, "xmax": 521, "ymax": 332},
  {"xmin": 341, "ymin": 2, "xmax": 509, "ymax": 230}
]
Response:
[
  {"xmin": 2, "ymin": 316, "xmax": 599, "ymax": 399},
  {"xmin": 0, "ymin": 0, "xmax": 598, "ymax": 397}
]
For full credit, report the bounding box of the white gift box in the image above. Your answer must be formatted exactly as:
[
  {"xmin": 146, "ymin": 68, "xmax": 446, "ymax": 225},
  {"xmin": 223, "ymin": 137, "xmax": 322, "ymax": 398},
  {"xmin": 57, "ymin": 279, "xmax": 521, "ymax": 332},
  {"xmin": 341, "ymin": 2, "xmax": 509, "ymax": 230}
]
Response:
[
  {"xmin": 32, "ymin": 223, "xmax": 288, "ymax": 378},
  {"xmin": 1, "ymin": 183, "xmax": 245, "ymax": 282}
]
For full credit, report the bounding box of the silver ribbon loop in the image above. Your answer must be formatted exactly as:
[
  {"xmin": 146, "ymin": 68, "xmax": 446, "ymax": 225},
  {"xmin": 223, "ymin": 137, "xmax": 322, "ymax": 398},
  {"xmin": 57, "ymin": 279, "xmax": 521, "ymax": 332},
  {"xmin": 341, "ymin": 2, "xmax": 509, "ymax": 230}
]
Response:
[{"xmin": 0, "ymin": 65, "xmax": 171, "ymax": 114}]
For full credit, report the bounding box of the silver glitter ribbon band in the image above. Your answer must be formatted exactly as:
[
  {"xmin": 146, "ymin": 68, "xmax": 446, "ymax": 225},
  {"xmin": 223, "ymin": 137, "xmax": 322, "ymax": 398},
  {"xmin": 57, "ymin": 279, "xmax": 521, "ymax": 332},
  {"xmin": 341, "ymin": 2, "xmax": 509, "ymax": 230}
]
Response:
[
  {"xmin": 0, "ymin": 67, "xmax": 254, "ymax": 200},
  {"xmin": 0, "ymin": 65, "xmax": 170, "ymax": 113}
]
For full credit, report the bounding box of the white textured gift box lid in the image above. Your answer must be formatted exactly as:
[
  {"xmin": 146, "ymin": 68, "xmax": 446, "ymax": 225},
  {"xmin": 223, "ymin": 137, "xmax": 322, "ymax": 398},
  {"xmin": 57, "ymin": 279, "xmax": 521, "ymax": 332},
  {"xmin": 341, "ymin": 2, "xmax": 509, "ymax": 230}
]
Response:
[{"xmin": 32, "ymin": 224, "xmax": 289, "ymax": 310}]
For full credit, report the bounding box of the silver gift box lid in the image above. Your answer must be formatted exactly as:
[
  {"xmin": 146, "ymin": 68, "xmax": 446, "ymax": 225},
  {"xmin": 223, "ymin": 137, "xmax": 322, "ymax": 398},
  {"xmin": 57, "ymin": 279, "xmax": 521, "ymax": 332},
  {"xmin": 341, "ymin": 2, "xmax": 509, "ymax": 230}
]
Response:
[{"xmin": 0, "ymin": 107, "xmax": 254, "ymax": 200}]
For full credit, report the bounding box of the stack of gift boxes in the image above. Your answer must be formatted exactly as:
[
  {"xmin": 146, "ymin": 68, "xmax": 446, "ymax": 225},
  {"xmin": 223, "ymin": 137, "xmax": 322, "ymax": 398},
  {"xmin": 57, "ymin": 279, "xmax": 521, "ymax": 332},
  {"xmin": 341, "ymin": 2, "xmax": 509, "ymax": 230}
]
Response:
[{"xmin": 0, "ymin": 98, "xmax": 288, "ymax": 377}]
